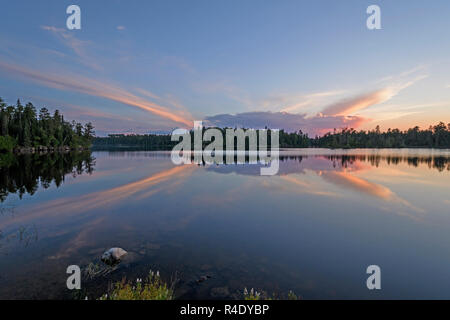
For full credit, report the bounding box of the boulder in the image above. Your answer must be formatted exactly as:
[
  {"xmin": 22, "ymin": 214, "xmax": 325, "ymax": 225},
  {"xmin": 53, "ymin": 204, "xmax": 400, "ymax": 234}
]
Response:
[{"xmin": 101, "ymin": 247, "xmax": 127, "ymax": 265}]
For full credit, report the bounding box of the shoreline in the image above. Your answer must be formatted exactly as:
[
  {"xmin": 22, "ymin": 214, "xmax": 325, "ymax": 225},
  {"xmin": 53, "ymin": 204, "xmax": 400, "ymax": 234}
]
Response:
[
  {"xmin": 4, "ymin": 146, "xmax": 450, "ymax": 155},
  {"xmin": 90, "ymin": 146, "xmax": 450, "ymax": 151},
  {"xmin": 11, "ymin": 146, "xmax": 90, "ymax": 154}
]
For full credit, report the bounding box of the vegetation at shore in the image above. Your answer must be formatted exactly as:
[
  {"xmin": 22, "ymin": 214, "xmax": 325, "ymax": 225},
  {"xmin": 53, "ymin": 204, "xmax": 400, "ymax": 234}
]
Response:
[
  {"xmin": 243, "ymin": 288, "xmax": 300, "ymax": 300},
  {"xmin": 98, "ymin": 270, "xmax": 174, "ymax": 300},
  {"xmin": 93, "ymin": 122, "xmax": 450, "ymax": 150},
  {"xmin": 94, "ymin": 270, "xmax": 299, "ymax": 300},
  {"xmin": 0, "ymin": 97, "xmax": 94, "ymax": 152}
]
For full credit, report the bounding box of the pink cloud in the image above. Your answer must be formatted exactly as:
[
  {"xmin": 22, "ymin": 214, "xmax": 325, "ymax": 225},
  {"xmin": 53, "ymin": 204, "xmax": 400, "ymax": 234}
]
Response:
[
  {"xmin": 204, "ymin": 111, "xmax": 368, "ymax": 136},
  {"xmin": 321, "ymin": 89, "xmax": 394, "ymax": 116},
  {"xmin": 0, "ymin": 61, "xmax": 193, "ymax": 127},
  {"xmin": 321, "ymin": 74, "xmax": 427, "ymax": 116}
]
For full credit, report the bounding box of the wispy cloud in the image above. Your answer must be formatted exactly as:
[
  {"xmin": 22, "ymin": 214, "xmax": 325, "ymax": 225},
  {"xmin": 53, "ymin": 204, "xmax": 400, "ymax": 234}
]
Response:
[
  {"xmin": 20, "ymin": 95, "xmax": 173, "ymax": 135},
  {"xmin": 321, "ymin": 74, "xmax": 428, "ymax": 116},
  {"xmin": 116, "ymin": 25, "xmax": 126, "ymax": 30},
  {"xmin": 201, "ymin": 66, "xmax": 432, "ymax": 134},
  {"xmin": 0, "ymin": 61, "xmax": 193, "ymax": 127},
  {"xmin": 41, "ymin": 25, "xmax": 101, "ymax": 71},
  {"xmin": 375, "ymin": 65, "xmax": 428, "ymax": 84},
  {"xmin": 321, "ymin": 88, "xmax": 397, "ymax": 116},
  {"xmin": 135, "ymin": 88, "xmax": 161, "ymax": 100},
  {"xmin": 197, "ymin": 81, "xmax": 253, "ymax": 108},
  {"xmin": 197, "ymin": 80, "xmax": 347, "ymax": 115},
  {"xmin": 210, "ymin": 66, "xmax": 429, "ymax": 119},
  {"xmin": 360, "ymin": 101, "xmax": 449, "ymax": 122},
  {"xmin": 280, "ymin": 90, "xmax": 346, "ymax": 113},
  {"xmin": 158, "ymin": 55, "xmax": 196, "ymax": 74}
]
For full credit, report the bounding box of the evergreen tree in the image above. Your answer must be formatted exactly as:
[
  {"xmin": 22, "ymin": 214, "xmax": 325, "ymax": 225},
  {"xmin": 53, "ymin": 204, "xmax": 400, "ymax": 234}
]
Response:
[{"xmin": 0, "ymin": 97, "xmax": 95, "ymax": 152}]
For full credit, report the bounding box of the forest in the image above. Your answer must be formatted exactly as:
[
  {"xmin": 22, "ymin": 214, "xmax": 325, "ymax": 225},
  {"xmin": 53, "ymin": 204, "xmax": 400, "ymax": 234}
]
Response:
[
  {"xmin": 311, "ymin": 123, "xmax": 450, "ymax": 148},
  {"xmin": 93, "ymin": 122, "xmax": 450, "ymax": 150},
  {"xmin": 0, "ymin": 97, "xmax": 95, "ymax": 152},
  {"xmin": 2, "ymin": 96, "xmax": 449, "ymax": 151}
]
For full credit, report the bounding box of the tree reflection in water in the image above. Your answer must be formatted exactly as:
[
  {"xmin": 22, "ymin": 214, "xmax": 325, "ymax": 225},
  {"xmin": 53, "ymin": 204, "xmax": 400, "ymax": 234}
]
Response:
[
  {"xmin": 0, "ymin": 151, "xmax": 95, "ymax": 254},
  {"xmin": 0, "ymin": 151, "xmax": 95, "ymax": 202}
]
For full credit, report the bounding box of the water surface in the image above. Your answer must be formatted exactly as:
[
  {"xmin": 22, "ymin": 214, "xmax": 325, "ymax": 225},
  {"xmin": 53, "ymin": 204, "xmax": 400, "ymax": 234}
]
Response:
[{"xmin": 0, "ymin": 149, "xmax": 449, "ymax": 299}]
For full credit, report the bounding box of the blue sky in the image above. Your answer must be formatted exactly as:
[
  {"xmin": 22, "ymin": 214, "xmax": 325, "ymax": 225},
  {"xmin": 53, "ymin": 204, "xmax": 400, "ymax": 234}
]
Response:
[{"xmin": 1, "ymin": 0, "xmax": 449, "ymax": 135}]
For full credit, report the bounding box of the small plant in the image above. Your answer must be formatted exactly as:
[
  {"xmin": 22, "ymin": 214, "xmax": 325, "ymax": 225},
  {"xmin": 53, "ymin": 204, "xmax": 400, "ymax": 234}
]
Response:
[
  {"xmin": 243, "ymin": 287, "xmax": 262, "ymax": 300},
  {"xmin": 243, "ymin": 287, "xmax": 300, "ymax": 300},
  {"xmin": 101, "ymin": 270, "xmax": 174, "ymax": 300},
  {"xmin": 287, "ymin": 290, "xmax": 299, "ymax": 300}
]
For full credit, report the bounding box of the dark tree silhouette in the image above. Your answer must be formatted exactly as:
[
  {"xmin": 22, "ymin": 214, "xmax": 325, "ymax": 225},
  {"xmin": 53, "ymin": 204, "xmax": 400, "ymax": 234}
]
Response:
[
  {"xmin": 92, "ymin": 123, "xmax": 450, "ymax": 150},
  {"xmin": 0, "ymin": 97, "xmax": 95, "ymax": 152}
]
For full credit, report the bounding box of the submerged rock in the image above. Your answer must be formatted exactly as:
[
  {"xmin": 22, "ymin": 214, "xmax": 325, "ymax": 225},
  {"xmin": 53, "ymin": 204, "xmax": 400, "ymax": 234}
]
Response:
[
  {"xmin": 101, "ymin": 247, "xmax": 128, "ymax": 265},
  {"xmin": 197, "ymin": 275, "xmax": 211, "ymax": 283}
]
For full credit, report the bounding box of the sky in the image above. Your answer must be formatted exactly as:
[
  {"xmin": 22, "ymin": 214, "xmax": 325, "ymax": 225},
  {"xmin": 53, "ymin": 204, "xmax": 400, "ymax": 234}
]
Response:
[{"xmin": 0, "ymin": 0, "xmax": 449, "ymax": 136}]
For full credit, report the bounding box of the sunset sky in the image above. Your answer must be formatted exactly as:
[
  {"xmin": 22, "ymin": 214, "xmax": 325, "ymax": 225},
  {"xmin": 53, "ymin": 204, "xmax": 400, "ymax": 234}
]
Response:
[{"xmin": 0, "ymin": 0, "xmax": 449, "ymax": 136}]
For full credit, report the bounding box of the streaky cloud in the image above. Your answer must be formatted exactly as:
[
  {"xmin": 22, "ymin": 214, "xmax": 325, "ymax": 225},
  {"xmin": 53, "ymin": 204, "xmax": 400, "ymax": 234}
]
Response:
[
  {"xmin": 0, "ymin": 60, "xmax": 193, "ymax": 127},
  {"xmin": 321, "ymin": 74, "xmax": 428, "ymax": 116}
]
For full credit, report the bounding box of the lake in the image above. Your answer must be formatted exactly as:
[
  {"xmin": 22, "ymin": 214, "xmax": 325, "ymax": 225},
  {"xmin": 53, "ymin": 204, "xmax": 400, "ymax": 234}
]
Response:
[{"xmin": 0, "ymin": 149, "xmax": 449, "ymax": 299}]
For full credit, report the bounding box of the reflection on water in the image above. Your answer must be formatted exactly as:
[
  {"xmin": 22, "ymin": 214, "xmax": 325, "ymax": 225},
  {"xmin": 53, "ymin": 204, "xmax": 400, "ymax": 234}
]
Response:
[
  {"xmin": 0, "ymin": 151, "xmax": 95, "ymax": 202},
  {"xmin": 0, "ymin": 149, "xmax": 449, "ymax": 299},
  {"xmin": 0, "ymin": 151, "xmax": 94, "ymax": 264}
]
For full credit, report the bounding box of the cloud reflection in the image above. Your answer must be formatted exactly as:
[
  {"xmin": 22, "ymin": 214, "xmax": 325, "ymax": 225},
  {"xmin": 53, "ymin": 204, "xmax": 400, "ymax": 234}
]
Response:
[{"xmin": 0, "ymin": 164, "xmax": 195, "ymax": 229}]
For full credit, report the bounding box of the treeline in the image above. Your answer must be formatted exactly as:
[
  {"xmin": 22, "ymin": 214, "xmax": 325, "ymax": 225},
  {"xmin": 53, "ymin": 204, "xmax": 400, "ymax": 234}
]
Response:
[
  {"xmin": 93, "ymin": 128, "xmax": 307, "ymax": 150},
  {"xmin": 93, "ymin": 122, "xmax": 450, "ymax": 149},
  {"xmin": 0, "ymin": 97, "xmax": 95, "ymax": 152},
  {"xmin": 93, "ymin": 133, "xmax": 178, "ymax": 150},
  {"xmin": 312, "ymin": 123, "xmax": 450, "ymax": 148}
]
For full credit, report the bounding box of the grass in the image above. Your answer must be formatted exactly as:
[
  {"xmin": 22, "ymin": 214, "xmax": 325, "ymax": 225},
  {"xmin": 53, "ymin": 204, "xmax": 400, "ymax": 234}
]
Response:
[
  {"xmin": 94, "ymin": 270, "xmax": 299, "ymax": 300},
  {"xmin": 99, "ymin": 270, "xmax": 174, "ymax": 300},
  {"xmin": 244, "ymin": 288, "xmax": 300, "ymax": 300}
]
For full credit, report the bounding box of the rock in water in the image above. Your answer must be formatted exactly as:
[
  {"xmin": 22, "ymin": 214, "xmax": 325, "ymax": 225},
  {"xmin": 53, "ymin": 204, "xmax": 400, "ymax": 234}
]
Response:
[
  {"xmin": 197, "ymin": 275, "xmax": 211, "ymax": 283},
  {"xmin": 101, "ymin": 247, "xmax": 127, "ymax": 265}
]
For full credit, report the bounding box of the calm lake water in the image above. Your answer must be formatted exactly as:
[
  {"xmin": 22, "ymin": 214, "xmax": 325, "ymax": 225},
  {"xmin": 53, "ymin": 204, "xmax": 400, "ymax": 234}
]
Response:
[{"xmin": 0, "ymin": 149, "xmax": 449, "ymax": 299}]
